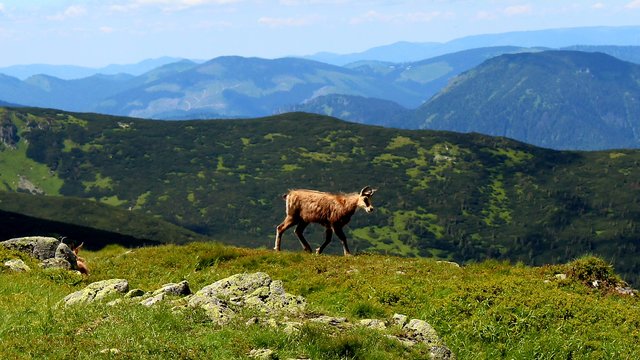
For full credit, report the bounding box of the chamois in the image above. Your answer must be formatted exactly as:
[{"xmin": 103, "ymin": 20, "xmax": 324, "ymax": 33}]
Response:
[
  {"xmin": 73, "ymin": 242, "xmax": 89, "ymax": 275},
  {"xmin": 274, "ymin": 186, "xmax": 376, "ymax": 256}
]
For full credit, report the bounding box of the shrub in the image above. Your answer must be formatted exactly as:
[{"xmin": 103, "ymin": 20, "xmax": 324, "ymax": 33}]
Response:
[{"xmin": 567, "ymin": 255, "xmax": 622, "ymax": 289}]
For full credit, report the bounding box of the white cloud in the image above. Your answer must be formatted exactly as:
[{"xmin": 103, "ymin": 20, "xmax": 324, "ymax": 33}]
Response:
[
  {"xmin": 0, "ymin": 3, "xmax": 5, "ymax": 14},
  {"xmin": 591, "ymin": 2, "xmax": 605, "ymax": 9},
  {"xmin": 110, "ymin": 0, "xmax": 241, "ymax": 12},
  {"xmin": 350, "ymin": 10, "xmax": 446, "ymax": 25},
  {"xmin": 100, "ymin": 26, "xmax": 115, "ymax": 33},
  {"xmin": 258, "ymin": 16, "xmax": 317, "ymax": 27},
  {"xmin": 475, "ymin": 10, "xmax": 496, "ymax": 20},
  {"xmin": 47, "ymin": 5, "xmax": 88, "ymax": 21},
  {"xmin": 279, "ymin": 0, "xmax": 350, "ymax": 4},
  {"xmin": 625, "ymin": 0, "xmax": 640, "ymax": 9},
  {"xmin": 503, "ymin": 4, "xmax": 532, "ymax": 16}
]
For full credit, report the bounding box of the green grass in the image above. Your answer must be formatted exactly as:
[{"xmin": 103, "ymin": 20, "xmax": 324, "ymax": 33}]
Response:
[
  {"xmin": 0, "ymin": 140, "xmax": 64, "ymax": 195},
  {"xmin": 2, "ymin": 243, "xmax": 638, "ymax": 359}
]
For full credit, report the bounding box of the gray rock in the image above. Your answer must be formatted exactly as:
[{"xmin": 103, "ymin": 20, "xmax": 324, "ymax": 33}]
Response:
[
  {"xmin": 55, "ymin": 243, "xmax": 78, "ymax": 269},
  {"xmin": 282, "ymin": 321, "xmax": 303, "ymax": 335},
  {"xmin": 392, "ymin": 313, "xmax": 408, "ymax": 327},
  {"xmin": 152, "ymin": 280, "xmax": 191, "ymax": 296},
  {"xmin": 359, "ymin": 318, "xmax": 387, "ymax": 331},
  {"xmin": 429, "ymin": 345, "xmax": 456, "ymax": 360},
  {"xmin": 1, "ymin": 236, "xmax": 60, "ymax": 260},
  {"xmin": 3, "ymin": 259, "xmax": 31, "ymax": 272},
  {"xmin": 310, "ymin": 315, "xmax": 348, "ymax": 327},
  {"xmin": 249, "ymin": 348, "xmax": 276, "ymax": 359},
  {"xmin": 140, "ymin": 293, "xmax": 165, "ymax": 307},
  {"xmin": 188, "ymin": 272, "xmax": 305, "ymax": 323},
  {"xmin": 405, "ymin": 319, "xmax": 440, "ymax": 345},
  {"xmin": 41, "ymin": 258, "xmax": 72, "ymax": 270},
  {"xmin": 195, "ymin": 272, "xmax": 272, "ymax": 301},
  {"xmin": 62, "ymin": 279, "xmax": 129, "ymax": 306}
]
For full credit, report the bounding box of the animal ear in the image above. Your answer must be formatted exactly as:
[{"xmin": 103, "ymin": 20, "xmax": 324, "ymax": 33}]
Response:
[
  {"xmin": 74, "ymin": 242, "xmax": 84, "ymax": 254},
  {"xmin": 360, "ymin": 186, "xmax": 376, "ymax": 197}
]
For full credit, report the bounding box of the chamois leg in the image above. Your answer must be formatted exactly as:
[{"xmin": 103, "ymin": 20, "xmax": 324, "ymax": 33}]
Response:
[
  {"xmin": 275, "ymin": 216, "xmax": 297, "ymax": 251},
  {"xmin": 316, "ymin": 227, "xmax": 333, "ymax": 254},
  {"xmin": 334, "ymin": 227, "xmax": 352, "ymax": 256},
  {"xmin": 294, "ymin": 222, "xmax": 312, "ymax": 253}
]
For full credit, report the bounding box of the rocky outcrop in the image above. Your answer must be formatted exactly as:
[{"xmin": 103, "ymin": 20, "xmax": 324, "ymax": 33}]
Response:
[
  {"xmin": 62, "ymin": 279, "xmax": 129, "ymax": 306},
  {"xmin": 17, "ymin": 176, "xmax": 44, "ymax": 195},
  {"xmin": 186, "ymin": 272, "xmax": 306, "ymax": 323},
  {"xmin": 0, "ymin": 237, "xmax": 81, "ymax": 272},
  {"xmin": 60, "ymin": 272, "xmax": 454, "ymax": 359},
  {"xmin": 0, "ymin": 118, "xmax": 19, "ymax": 149}
]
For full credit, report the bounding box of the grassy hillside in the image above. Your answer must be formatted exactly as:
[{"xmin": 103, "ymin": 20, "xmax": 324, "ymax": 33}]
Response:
[
  {"xmin": 1, "ymin": 242, "xmax": 638, "ymax": 359},
  {"xmin": 0, "ymin": 191, "xmax": 209, "ymax": 249},
  {"xmin": 2, "ymin": 107, "xmax": 640, "ymax": 285}
]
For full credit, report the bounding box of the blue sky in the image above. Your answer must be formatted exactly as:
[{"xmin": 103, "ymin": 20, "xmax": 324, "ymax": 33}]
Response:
[{"xmin": 0, "ymin": 0, "xmax": 639, "ymax": 67}]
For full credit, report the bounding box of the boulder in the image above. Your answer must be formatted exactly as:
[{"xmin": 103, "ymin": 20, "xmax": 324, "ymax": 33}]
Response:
[
  {"xmin": 55, "ymin": 243, "xmax": 78, "ymax": 269},
  {"xmin": 0, "ymin": 236, "xmax": 59, "ymax": 260},
  {"xmin": 359, "ymin": 318, "xmax": 387, "ymax": 331},
  {"xmin": 62, "ymin": 279, "xmax": 129, "ymax": 306},
  {"xmin": 405, "ymin": 318, "xmax": 440, "ymax": 345},
  {"xmin": 152, "ymin": 280, "xmax": 191, "ymax": 296},
  {"xmin": 188, "ymin": 272, "xmax": 305, "ymax": 323},
  {"xmin": 3, "ymin": 259, "xmax": 31, "ymax": 272}
]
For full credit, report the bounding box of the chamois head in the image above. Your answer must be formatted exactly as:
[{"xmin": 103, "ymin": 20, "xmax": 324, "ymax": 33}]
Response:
[
  {"xmin": 358, "ymin": 186, "xmax": 377, "ymax": 213},
  {"xmin": 73, "ymin": 242, "xmax": 89, "ymax": 275}
]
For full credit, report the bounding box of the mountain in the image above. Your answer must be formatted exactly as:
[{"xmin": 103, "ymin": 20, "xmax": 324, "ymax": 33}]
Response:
[
  {"xmin": 305, "ymin": 26, "xmax": 640, "ymax": 65},
  {"xmin": 413, "ymin": 50, "xmax": 640, "ymax": 150},
  {"xmin": 0, "ymin": 47, "xmax": 540, "ymax": 120},
  {"xmin": 562, "ymin": 45, "xmax": 640, "ymax": 65},
  {"xmin": 296, "ymin": 46, "xmax": 541, "ymax": 122},
  {"xmin": 92, "ymin": 56, "xmax": 422, "ymax": 119},
  {"xmin": 2, "ymin": 107, "xmax": 640, "ymax": 284},
  {"xmin": 0, "ymin": 60, "xmax": 199, "ymax": 113},
  {"xmin": 0, "ymin": 56, "xmax": 189, "ymax": 80}
]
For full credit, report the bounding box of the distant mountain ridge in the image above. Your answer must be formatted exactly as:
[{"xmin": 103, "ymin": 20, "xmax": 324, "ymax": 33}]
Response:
[
  {"xmin": 305, "ymin": 26, "xmax": 640, "ymax": 65},
  {"xmin": 413, "ymin": 50, "xmax": 640, "ymax": 150},
  {"xmin": 0, "ymin": 46, "xmax": 541, "ymax": 120},
  {"xmin": 0, "ymin": 57, "xmax": 191, "ymax": 80}
]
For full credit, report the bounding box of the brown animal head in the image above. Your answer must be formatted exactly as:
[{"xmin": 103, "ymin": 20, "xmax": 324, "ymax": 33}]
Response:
[
  {"xmin": 73, "ymin": 242, "xmax": 89, "ymax": 275},
  {"xmin": 358, "ymin": 186, "xmax": 377, "ymax": 213}
]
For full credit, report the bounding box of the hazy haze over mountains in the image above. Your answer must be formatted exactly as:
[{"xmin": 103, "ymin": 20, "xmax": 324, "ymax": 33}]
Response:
[{"xmin": 2, "ymin": 26, "xmax": 640, "ymax": 150}]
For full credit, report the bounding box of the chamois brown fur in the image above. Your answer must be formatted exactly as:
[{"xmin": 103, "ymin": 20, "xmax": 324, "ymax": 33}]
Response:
[
  {"xmin": 274, "ymin": 186, "xmax": 376, "ymax": 255},
  {"xmin": 73, "ymin": 242, "xmax": 89, "ymax": 275}
]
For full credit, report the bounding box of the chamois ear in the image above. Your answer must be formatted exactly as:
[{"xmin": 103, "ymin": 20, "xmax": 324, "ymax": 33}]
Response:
[
  {"xmin": 73, "ymin": 242, "xmax": 84, "ymax": 255},
  {"xmin": 360, "ymin": 186, "xmax": 376, "ymax": 197}
]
